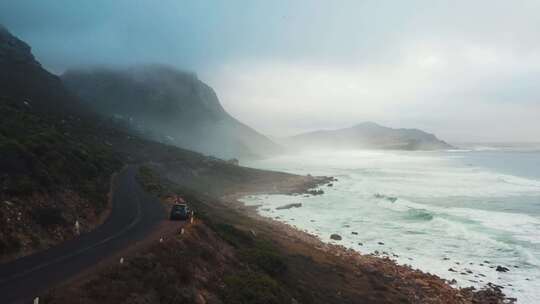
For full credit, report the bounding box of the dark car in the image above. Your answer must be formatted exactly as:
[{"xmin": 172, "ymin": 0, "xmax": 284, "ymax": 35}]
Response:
[{"xmin": 169, "ymin": 204, "xmax": 190, "ymax": 220}]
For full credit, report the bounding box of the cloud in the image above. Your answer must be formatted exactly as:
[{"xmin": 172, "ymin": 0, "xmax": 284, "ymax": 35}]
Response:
[
  {"xmin": 208, "ymin": 38, "xmax": 540, "ymax": 141},
  {"xmin": 1, "ymin": 0, "xmax": 539, "ymax": 142}
]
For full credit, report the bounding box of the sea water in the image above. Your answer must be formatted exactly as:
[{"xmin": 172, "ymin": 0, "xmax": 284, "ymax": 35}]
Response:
[{"xmin": 240, "ymin": 148, "xmax": 540, "ymax": 303}]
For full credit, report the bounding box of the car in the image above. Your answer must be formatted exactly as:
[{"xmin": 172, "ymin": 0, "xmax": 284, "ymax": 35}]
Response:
[{"xmin": 169, "ymin": 204, "xmax": 191, "ymax": 221}]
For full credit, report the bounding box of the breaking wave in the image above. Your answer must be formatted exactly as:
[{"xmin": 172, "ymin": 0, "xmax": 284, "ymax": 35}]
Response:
[{"xmin": 243, "ymin": 149, "xmax": 540, "ymax": 303}]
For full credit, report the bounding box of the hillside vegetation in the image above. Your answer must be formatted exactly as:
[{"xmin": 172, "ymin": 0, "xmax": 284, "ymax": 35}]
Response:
[{"xmin": 0, "ymin": 99, "xmax": 121, "ymax": 260}]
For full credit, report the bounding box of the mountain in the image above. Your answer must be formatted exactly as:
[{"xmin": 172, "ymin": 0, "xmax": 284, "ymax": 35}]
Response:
[
  {"xmin": 61, "ymin": 66, "xmax": 281, "ymax": 160},
  {"xmin": 0, "ymin": 25, "xmax": 285, "ymax": 261},
  {"xmin": 282, "ymin": 122, "xmax": 453, "ymax": 151},
  {"xmin": 0, "ymin": 25, "xmax": 124, "ymax": 260},
  {"xmin": 0, "ymin": 25, "xmax": 88, "ymax": 116}
]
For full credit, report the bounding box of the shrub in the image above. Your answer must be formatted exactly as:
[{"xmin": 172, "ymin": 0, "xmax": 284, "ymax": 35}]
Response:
[
  {"xmin": 240, "ymin": 244, "xmax": 287, "ymax": 276},
  {"xmin": 222, "ymin": 272, "xmax": 289, "ymax": 304},
  {"xmin": 0, "ymin": 234, "xmax": 22, "ymax": 256},
  {"xmin": 137, "ymin": 166, "xmax": 163, "ymax": 194},
  {"xmin": 212, "ymin": 223, "xmax": 254, "ymax": 248},
  {"xmin": 32, "ymin": 207, "xmax": 67, "ymax": 227}
]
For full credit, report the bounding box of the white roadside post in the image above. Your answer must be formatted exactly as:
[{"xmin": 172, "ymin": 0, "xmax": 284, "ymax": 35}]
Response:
[
  {"xmin": 119, "ymin": 257, "xmax": 124, "ymax": 264},
  {"xmin": 33, "ymin": 297, "xmax": 39, "ymax": 304},
  {"xmin": 74, "ymin": 220, "xmax": 80, "ymax": 235}
]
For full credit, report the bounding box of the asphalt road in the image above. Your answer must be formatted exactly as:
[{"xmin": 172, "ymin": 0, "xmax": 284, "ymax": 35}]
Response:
[{"xmin": 0, "ymin": 166, "xmax": 166, "ymax": 304}]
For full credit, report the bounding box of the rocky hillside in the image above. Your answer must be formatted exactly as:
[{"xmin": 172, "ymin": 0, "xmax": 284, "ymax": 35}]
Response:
[
  {"xmin": 282, "ymin": 122, "xmax": 453, "ymax": 151},
  {"xmin": 0, "ymin": 25, "xmax": 289, "ymax": 263},
  {"xmin": 0, "ymin": 25, "xmax": 87, "ymax": 116},
  {"xmin": 0, "ymin": 25, "xmax": 123, "ymax": 261},
  {"xmin": 61, "ymin": 66, "xmax": 281, "ymax": 160}
]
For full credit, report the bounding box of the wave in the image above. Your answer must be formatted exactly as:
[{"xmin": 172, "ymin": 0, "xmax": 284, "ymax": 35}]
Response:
[
  {"xmin": 243, "ymin": 150, "xmax": 540, "ymax": 303},
  {"xmin": 405, "ymin": 208, "xmax": 434, "ymax": 221},
  {"xmin": 373, "ymin": 194, "xmax": 434, "ymax": 221}
]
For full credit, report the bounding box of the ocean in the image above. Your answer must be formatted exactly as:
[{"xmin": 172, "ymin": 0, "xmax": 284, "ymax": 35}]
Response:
[{"xmin": 240, "ymin": 147, "xmax": 540, "ymax": 303}]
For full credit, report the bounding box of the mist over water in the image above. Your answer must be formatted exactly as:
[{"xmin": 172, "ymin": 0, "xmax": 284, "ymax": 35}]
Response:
[{"xmin": 241, "ymin": 148, "xmax": 540, "ymax": 303}]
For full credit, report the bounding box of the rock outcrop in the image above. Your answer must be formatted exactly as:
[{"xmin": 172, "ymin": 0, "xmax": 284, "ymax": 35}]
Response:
[
  {"xmin": 276, "ymin": 203, "xmax": 302, "ymax": 210},
  {"xmin": 330, "ymin": 234, "xmax": 342, "ymax": 241},
  {"xmin": 0, "ymin": 25, "xmax": 86, "ymax": 116}
]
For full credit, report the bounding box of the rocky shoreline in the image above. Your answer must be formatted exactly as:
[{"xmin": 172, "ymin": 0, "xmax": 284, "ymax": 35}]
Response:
[
  {"xmin": 41, "ymin": 166, "xmax": 513, "ymax": 304},
  {"xmin": 227, "ymin": 177, "xmax": 513, "ymax": 304}
]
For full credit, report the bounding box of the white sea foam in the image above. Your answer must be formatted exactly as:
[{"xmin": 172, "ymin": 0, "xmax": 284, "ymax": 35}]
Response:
[{"xmin": 242, "ymin": 150, "xmax": 540, "ymax": 303}]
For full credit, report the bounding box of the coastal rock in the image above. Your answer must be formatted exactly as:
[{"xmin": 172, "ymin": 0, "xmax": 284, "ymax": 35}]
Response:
[
  {"xmin": 496, "ymin": 266, "xmax": 509, "ymax": 272},
  {"xmin": 330, "ymin": 234, "xmax": 342, "ymax": 241},
  {"xmin": 276, "ymin": 203, "xmax": 302, "ymax": 210},
  {"xmin": 307, "ymin": 189, "xmax": 324, "ymax": 196}
]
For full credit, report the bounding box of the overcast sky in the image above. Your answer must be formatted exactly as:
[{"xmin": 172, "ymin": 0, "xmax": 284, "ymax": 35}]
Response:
[{"xmin": 2, "ymin": 0, "xmax": 539, "ymax": 142}]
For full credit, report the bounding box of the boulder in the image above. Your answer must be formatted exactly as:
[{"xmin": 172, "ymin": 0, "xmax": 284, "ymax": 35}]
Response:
[
  {"xmin": 276, "ymin": 203, "xmax": 302, "ymax": 210},
  {"xmin": 307, "ymin": 189, "xmax": 324, "ymax": 196},
  {"xmin": 496, "ymin": 266, "xmax": 509, "ymax": 272},
  {"xmin": 330, "ymin": 234, "xmax": 342, "ymax": 241}
]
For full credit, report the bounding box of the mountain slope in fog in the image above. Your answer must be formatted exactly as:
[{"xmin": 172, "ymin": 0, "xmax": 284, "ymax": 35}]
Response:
[
  {"xmin": 0, "ymin": 24, "xmax": 285, "ymax": 261},
  {"xmin": 62, "ymin": 66, "xmax": 281, "ymax": 159},
  {"xmin": 282, "ymin": 122, "xmax": 453, "ymax": 151},
  {"xmin": 0, "ymin": 25, "xmax": 89, "ymax": 116}
]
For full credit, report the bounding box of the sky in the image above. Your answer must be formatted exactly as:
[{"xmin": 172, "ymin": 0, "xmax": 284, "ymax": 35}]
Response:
[{"xmin": 1, "ymin": 0, "xmax": 539, "ymax": 142}]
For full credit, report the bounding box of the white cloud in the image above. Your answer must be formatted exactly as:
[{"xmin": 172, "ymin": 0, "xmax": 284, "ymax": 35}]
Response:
[
  {"xmin": 3, "ymin": 0, "xmax": 540, "ymax": 142},
  {"xmin": 205, "ymin": 37, "xmax": 540, "ymax": 142}
]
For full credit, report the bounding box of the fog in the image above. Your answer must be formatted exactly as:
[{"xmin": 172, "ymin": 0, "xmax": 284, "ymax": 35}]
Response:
[{"xmin": 1, "ymin": 0, "xmax": 539, "ymax": 143}]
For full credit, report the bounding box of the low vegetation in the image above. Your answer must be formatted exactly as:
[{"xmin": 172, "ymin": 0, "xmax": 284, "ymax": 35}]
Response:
[
  {"xmin": 136, "ymin": 166, "xmax": 164, "ymax": 194},
  {"xmin": 0, "ymin": 99, "xmax": 121, "ymax": 260},
  {"xmin": 0, "ymin": 100, "xmax": 121, "ymax": 201}
]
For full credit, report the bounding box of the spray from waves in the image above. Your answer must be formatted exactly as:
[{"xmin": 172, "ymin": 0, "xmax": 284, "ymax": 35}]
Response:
[
  {"xmin": 372, "ymin": 194, "xmax": 434, "ymax": 221},
  {"xmin": 243, "ymin": 150, "xmax": 540, "ymax": 303},
  {"xmin": 373, "ymin": 195, "xmax": 540, "ymax": 244},
  {"xmin": 404, "ymin": 208, "xmax": 434, "ymax": 221}
]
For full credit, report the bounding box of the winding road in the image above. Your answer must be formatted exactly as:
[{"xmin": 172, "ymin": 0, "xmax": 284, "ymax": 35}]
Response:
[{"xmin": 0, "ymin": 166, "xmax": 166, "ymax": 304}]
